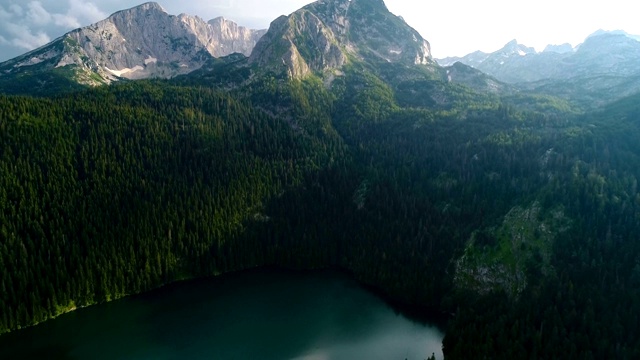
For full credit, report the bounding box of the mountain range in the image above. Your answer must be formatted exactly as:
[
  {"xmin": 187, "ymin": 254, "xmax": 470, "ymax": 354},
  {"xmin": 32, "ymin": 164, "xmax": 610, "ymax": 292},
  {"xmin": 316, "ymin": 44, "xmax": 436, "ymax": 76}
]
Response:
[
  {"xmin": 2, "ymin": 0, "xmax": 639, "ymax": 108},
  {"xmin": 0, "ymin": 0, "xmax": 437, "ymax": 89},
  {"xmin": 436, "ymin": 30, "xmax": 640, "ymax": 108},
  {"xmin": 437, "ymin": 30, "xmax": 640, "ymax": 84},
  {"xmin": 0, "ymin": 2, "xmax": 265, "ymax": 89},
  {"xmin": 2, "ymin": 1, "xmax": 640, "ymax": 359}
]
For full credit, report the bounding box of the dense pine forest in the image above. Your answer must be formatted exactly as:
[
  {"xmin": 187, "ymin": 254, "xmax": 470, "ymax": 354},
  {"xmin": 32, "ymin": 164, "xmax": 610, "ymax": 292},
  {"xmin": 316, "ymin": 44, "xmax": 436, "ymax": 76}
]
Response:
[{"xmin": 1, "ymin": 62, "xmax": 640, "ymax": 359}]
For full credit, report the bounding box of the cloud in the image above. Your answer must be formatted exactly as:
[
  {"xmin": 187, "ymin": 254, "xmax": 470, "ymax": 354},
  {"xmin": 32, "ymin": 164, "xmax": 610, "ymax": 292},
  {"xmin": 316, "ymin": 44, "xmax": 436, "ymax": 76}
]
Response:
[
  {"xmin": 68, "ymin": 0, "xmax": 106, "ymax": 23},
  {"xmin": 0, "ymin": 0, "xmax": 108, "ymax": 61},
  {"xmin": 4, "ymin": 22, "xmax": 50, "ymax": 50},
  {"xmin": 8, "ymin": 4, "xmax": 22, "ymax": 16},
  {"xmin": 53, "ymin": 13, "xmax": 81, "ymax": 28},
  {"xmin": 26, "ymin": 1, "xmax": 52, "ymax": 26},
  {"xmin": 0, "ymin": 5, "xmax": 12, "ymax": 19}
]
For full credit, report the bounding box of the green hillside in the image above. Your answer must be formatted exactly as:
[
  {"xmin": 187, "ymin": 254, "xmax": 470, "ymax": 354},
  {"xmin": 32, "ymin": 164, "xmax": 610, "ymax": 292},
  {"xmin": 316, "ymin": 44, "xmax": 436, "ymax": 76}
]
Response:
[{"xmin": 1, "ymin": 61, "xmax": 640, "ymax": 360}]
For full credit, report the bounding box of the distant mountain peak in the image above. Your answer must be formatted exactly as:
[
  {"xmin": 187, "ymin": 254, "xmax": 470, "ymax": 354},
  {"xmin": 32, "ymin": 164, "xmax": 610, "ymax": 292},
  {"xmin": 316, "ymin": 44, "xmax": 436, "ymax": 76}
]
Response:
[
  {"xmin": 543, "ymin": 43, "xmax": 574, "ymax": 54},
  {"xmin": 588, "ymin": 29, "xmax": 626, "ymax": 38},
  {"xmin": 437, "ymin": 28, "xmax": 640, "ymax": 84},
  {"xmin": 586, "ymin": 29, "xmax": 640, "ymax": 42},
  {"xmin": 498, "ymin": 39, "xmax": 536, "ymax": 56}
]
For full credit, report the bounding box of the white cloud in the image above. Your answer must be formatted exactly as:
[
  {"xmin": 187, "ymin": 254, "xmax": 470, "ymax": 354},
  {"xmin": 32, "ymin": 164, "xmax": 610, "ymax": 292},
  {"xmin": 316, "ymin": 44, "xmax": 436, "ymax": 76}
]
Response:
[
  {"xmin": 53, "ymin": 13, "xmax": 81, "ymax": 28},
  {"xmin": 0, "ymin": 5, "xmax": 12, "ymax": 19},
  {"xmin": 0, "ymin": 0, "xmax": 636, "ymax": 62},
  {"xmin": 8, "ymin": 4, "xmax": 22, "ymax": 16},
  {"xmin": 0, "ymin": 0, "xmax": 108, "ymax": 60},
  {"xmin": 4, "ymin": 22, "xmax": 50, "ymax": 50},
  {"xmin": 26, "ymin": 1, "xmax": 52, "ymax": 26},
  {"xmin": 68, "ymin": 0, "xmax": 107, "ymax": 24}
]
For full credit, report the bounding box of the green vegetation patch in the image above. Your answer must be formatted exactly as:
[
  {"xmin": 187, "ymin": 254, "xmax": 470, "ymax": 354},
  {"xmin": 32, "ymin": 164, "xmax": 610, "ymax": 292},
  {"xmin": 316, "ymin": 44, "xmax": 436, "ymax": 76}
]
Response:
[{"xmin": 455, "ymin": 202, "xmax": 570, "ymax": 298}]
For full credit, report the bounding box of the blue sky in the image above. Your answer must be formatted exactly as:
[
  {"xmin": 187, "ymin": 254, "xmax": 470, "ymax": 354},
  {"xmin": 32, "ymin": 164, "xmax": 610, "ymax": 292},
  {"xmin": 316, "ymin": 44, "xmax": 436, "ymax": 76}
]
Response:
[{"xmin": 0, "ymin": 0, "xmax": 638, "ymax": 62}]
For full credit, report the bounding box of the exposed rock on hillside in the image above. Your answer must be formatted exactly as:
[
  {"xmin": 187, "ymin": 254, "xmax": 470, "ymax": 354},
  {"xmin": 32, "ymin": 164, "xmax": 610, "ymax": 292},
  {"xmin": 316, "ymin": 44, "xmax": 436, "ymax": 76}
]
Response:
[
  {"xmin": 249, "ymin": 0, "xmax": 434, "ymax": 78},
  {"xmin": 0, "ymin": 2, "xmax": 266, "ymax": 86}
]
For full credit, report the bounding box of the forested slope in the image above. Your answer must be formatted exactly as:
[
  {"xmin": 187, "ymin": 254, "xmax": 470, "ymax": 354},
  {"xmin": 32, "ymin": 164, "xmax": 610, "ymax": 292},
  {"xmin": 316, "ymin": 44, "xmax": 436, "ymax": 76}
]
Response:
[
  {"xmin": 1, "ymin": 70, "xmax": 640, "ymax": 358},
  {"xmin": 0, "ymin": 81, "xmax": 346, "ymax": 332}
]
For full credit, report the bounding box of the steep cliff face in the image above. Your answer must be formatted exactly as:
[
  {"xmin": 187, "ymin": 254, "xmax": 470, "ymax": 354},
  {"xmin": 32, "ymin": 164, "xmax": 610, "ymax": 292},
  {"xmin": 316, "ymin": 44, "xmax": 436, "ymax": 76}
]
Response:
[
  {"xmin": 249, "ymin": 0, "xmax": 434, "ymax": 78},
  {"xmin": 249, "ymin": 10, "xmax": 346, "ymax": 78},
  {"xmin": 65, "ymin": 2, "xmax": 212, "ymax": 81},
  {"xmin": 207, "ymin": 17, "xmax": 267, "ymax": 58},
  {"xmin": 344, "ymin": 0, "xmax": 432, "ymax": 65},
  {"xmin": 0, "ymin": 2, "xmax": 266, "ymax": 86}
]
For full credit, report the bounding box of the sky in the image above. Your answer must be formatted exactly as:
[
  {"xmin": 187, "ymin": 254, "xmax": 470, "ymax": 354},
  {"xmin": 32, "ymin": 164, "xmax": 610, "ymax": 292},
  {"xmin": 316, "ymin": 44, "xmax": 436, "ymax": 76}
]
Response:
[{"xmin": 0, "ymin": 0, "xmax": 638, "ymax": 62}]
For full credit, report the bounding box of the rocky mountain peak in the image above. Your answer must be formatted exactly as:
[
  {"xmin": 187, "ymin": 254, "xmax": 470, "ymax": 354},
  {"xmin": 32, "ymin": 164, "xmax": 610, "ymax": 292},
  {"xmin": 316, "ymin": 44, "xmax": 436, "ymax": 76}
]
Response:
[
  {"xmin": 499, "ymin": 39, "xmax": 536, "ymax": 56},
  {"xmin": 353, "ymin": 0, "xmax": 388, "ymax": 10},
  {"xmin": 209, "ymin": 16, "xmax": 228, "ymax": 25},
  {"xmin": 503, "ymin": 39, "xmax": 518, "ymax": 48},
  {"xmin": 249, "ymin": 0, "xmax": 433, "ymax": 78},
  {"xmin": 142, "ymin": 2, "xmax": 165, "ymax": 10},
  {"xmin": 0, "ymin": 2, "xmax": 267, "ymax": 87},
  {"xmin": 116, "ymin": 2, "xmax": 167, "ymax": 16},
  {"xmin": 347, "ymin": 0, "xmax": 432, "ymax": 64}
]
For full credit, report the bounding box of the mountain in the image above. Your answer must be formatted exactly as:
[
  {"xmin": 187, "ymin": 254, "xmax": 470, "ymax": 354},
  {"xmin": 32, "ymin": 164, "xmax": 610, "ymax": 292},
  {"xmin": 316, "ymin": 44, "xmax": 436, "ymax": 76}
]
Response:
[
  {"xmin": 439, "ymin": 32, "xmax": 640, "ymax": 84},
  {"xmin": 442, "ymin": 61, "xmax": 509, "ymax": 94},
  {"xmin": 2, "ymin": 1, "xmax": 640, "ymax": 359},
  {"xmin": 437, "ymin": 40, "xmax": 535, "ymax": 68},
  {"xmin": 437, "ymin": 50, "xmax": 490, "ymax": 68},
  {"xmin": 439, "ymin": 39, "xmax": 559, "ymax": 83},
  {"xmin": 543, "ymin": 43, "xmax": 574, "ymax": 54},
  {"xmin": 0, "ymin": 0, "xmax": 437, "ymax": 92},
  {"xmin": 248, "ymin": 0, "xmax": 434, "ymax": 78},
  {"xmin": 522, "ymin": 32, "xmax": 640, "ymax": 108},
  {"xmin": 570, "ymin": 32, "xmax": 640, "ymax": 76},
  {"xmin": 0, "ymin": 2, "xmax": 265, "ymax": 93},
  {"xmin": 587, "ymin": 29, "xmax": 640, "ymax": 41}
]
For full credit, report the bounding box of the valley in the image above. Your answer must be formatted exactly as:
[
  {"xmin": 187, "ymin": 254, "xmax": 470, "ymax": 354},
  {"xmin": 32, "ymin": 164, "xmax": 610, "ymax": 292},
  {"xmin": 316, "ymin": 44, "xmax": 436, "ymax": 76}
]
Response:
[{"xmin": 1, "ymin": 0, "xmax": 640, "ymax": 359}]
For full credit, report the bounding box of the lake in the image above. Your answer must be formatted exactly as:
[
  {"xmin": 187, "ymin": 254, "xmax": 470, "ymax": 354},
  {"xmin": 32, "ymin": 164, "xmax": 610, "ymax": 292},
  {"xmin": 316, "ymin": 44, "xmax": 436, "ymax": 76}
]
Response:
[{"xmin": 0, "ymin": 269, "xmax": 444, "ymax": 360}]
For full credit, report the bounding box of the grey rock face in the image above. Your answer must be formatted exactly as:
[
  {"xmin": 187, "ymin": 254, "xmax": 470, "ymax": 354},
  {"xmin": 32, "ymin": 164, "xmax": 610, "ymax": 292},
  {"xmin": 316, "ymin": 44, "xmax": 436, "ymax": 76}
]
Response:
[
  {"xmin": 207, "ymin": 17, "xmax": 267, "ymax": 58},
  {"xmin": 249, "ymin": 9, "xmax": 346, "ymax": 78},
  {"xmin": 0, "ymin": 2, "xmax": 266, "ymax": 85},
  {"xmin": 346, "ymin": 0, "xmax": 432, "ymax": 65},
  {"xmin": 249, "ymin": 0, "xmax": 434, "ymax": 78}
]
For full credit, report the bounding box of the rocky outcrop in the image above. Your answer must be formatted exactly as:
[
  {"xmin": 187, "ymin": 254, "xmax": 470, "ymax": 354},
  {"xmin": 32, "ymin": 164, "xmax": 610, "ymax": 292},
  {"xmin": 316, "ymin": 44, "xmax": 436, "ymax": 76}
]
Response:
[
  {"xmin": 454, "ymin": 203, "xmax": 569, "ymax": 298},
  {"xmin": 345, "ymin": 0, "xmax": 432, "ymax": 65},
  {"xmin": 249, "ymin": 0, "xmax": 435, "ymax": 78},
  {"xmin": 207, "ymin": 17, "xmax": 267, "ymax": 58},
  {"xmin": 249, "ymin": 12, "xmax": 344, "ymax": 78},
  {"xmin": 0, "ymin": 2, "xmax": 266, "ymax": 85}
]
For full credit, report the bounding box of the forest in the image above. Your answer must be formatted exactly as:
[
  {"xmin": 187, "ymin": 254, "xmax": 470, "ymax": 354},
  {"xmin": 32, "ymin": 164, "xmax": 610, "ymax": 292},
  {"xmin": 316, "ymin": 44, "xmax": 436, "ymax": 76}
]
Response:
[{"xmin": 1, "ymin": 63, "xmax": 640, "ymax": 359}]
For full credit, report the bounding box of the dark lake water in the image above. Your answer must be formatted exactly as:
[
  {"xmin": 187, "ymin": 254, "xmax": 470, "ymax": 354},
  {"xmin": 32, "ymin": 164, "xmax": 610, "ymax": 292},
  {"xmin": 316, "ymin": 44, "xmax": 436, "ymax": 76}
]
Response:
[{"xmin": 0, "ymin": 269, "xmax": 444, "ymax": 360}]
